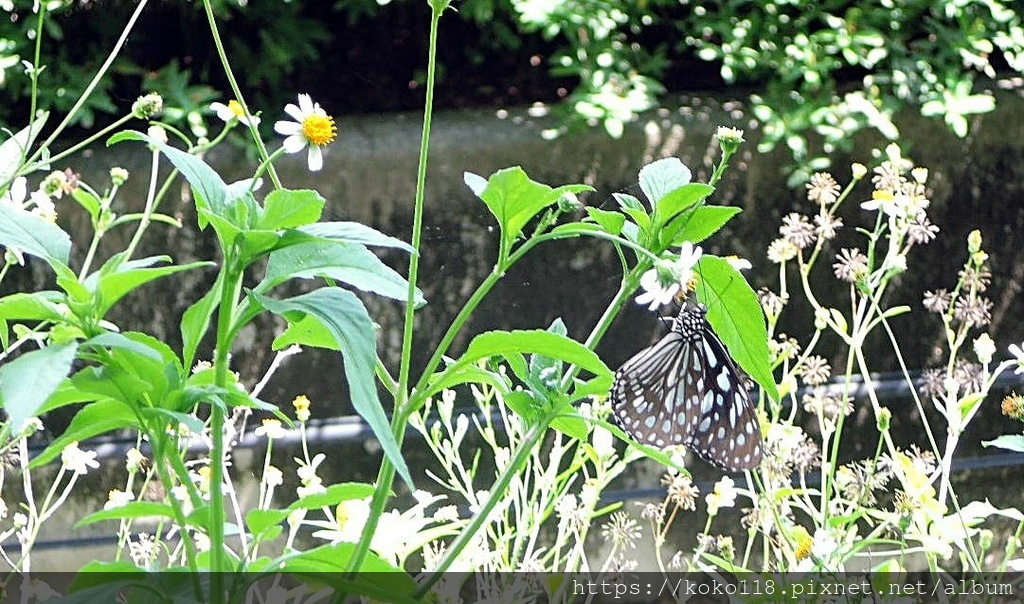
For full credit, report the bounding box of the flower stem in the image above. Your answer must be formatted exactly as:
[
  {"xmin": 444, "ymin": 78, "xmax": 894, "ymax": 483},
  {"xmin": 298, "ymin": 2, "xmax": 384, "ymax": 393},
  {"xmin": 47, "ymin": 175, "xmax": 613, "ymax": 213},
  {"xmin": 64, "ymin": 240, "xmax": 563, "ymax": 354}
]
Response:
[{"xmin": 342, "ymin": 2, "xmax": 444, "ymax": 581}]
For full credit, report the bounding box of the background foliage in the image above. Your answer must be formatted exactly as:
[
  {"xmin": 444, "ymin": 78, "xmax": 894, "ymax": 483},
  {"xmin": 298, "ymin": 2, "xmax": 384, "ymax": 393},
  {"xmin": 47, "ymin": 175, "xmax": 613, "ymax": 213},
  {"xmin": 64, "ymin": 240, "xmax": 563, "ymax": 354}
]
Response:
[{"xmin": 2, "ymin": 0, "xmax": 1022, "ymax": 174}]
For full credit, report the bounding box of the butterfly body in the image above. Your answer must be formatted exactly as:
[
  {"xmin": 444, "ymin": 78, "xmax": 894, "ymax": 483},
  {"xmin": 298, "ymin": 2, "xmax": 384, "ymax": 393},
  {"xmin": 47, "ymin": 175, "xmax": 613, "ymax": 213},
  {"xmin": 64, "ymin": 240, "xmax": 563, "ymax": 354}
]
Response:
[{"xmin": 611, "ymin": 302, "xmax": 763, "ymax": 471}]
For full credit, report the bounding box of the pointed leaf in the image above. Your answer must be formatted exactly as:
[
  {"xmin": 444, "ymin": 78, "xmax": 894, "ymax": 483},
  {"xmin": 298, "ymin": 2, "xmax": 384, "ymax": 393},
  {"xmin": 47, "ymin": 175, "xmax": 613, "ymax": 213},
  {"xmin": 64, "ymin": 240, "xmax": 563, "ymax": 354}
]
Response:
[
  {"xmin": 108, "ymin": 131, "xmax": 228, "ymax": 218},
  {"xmin": 263, "ymin": 240, "xmax": 423, "ymax": 305},
  {"xmin": 0, "ymin": 203, "xmax": 71, "ymax": 264},
  {"xmin": 655, "ymin": 183, "xmax": 715, "ymax": 223},
  {"xmin": 92, "ymin": 258, "xmax": 214, "ymax": 316},
  {"xmin": 665, "ymin": 205, "xmax": 741, "ymax": 246},
  {"xmin": 252, "ymin": 288, "xmax": 412, "ymax": 487},
  {"xmin": 694, "ymin": 255, "xmax": 778, "ymax": 401},
  {"xmin": 31, "ymin": 399, "xmax": 140, "ymax": 467},
  {"xmin": 0, "ymin": 343, "xmax": 78, "ymax": 431},
  {"xmin": 468, "ymin": 167, "xmax": 591, "ymax": 243},
  {"xmin": 297, "ymin": 222, "xmax": 414, "ymax": 253}
]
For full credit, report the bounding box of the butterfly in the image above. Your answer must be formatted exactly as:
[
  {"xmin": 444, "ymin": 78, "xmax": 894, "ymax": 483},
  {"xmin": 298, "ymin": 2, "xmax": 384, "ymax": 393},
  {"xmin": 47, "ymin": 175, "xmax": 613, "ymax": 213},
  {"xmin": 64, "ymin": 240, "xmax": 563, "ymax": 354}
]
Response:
[{"xmin": 611, "ymin": 300, "xmax": 763, "ymax": 471}]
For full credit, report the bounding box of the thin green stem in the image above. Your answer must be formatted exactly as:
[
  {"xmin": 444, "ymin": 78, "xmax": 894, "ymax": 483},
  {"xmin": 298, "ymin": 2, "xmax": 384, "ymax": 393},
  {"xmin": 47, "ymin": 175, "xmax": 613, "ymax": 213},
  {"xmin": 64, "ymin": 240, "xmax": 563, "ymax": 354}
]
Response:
[
  {"xmin": 123, "ymin": 146, "xmax": 162, "ymax": 261},
  {"xmin": 210, "ymin": 259, "xmax": 243, "ymax": 592},
  {"xmin": 27, "ymin": 115, "xmax": 135, "ymax": 174},
  {"xmin": 343, "ymin": 3, "xmax": 443, "ymax": 581},
  {"xmin": 415, "ymin": 410, "xmax": 554, "ymax": 596},
  {"xmin": 26, "ymin": 0, "xmax": 149, "ymax": 171},
  {"xmin": 201, "ymin": 0, "xmax": 279, "ymax": 190}
]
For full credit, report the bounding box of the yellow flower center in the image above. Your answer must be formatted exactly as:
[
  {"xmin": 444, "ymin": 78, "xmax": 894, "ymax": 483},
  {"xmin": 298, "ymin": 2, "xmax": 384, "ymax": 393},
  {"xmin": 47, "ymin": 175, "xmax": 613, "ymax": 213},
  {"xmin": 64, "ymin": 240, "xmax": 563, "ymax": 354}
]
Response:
[
  {"xmin": 302, "ymin": 114, "xmax": 337, "ymax": 146},
  {"xmin": 794, "ymin": 536, "xmax": 813, "ymax": 561},
  {"xmin": 227, "ymin": 100, "xmax": 246, "ymax": 118}
]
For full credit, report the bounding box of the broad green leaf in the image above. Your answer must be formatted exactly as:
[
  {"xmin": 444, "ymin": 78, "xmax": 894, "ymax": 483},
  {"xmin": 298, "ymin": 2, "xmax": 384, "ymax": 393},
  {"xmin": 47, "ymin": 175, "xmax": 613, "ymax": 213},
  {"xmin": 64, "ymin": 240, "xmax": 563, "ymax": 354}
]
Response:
[
  {"xmin": 694, "ymin": 255, "xmax": 778, "ymax": 401},
  {"xmin": 259, "ymin": 189, "xmax": 325, "ymax": 230},
  {"xmin": 246, "ymin": 508, "xmax": 288, "ymax": 538},
  {"xmin": 262, "ymin": 240, "xmax": 423, "ymax": 305},
  {"xmin": 983, "ymin": 435, "xmax": 1024, "ymax": 453},
  {"xmin": 463, "ymin": 330, "xmax": 611, "ymax": 381},
  {"xmin": 273, "ymin": 314, "xmax": 338, "ymax": 350},
  {"xmin": 638, "ymin": 157, "xmax": 692, "ymax": 207},
  {"xmin": 252, "ymin": 288, "xmax": 412, "ymax": 487},
  {"xmin": 655, "ymin": 183, "xmax": 714, "ymax": 224},
  {"xmin": 467, "ymin": 167, "xmax": 591, "ymax": 245},
  {"xmin": 0, "ymin": 203, "xmax": 72, "ymax": 264},
  {"xmin": 77, "ymin": 502, "xmax": 176, "ymax": 527},
  {"xmin": 551, "ymin": 403, "xmax": 588, "ymax": 440},
  {"xmin": 583, "ymin": 207, "xmax": 626, "ymax": 235},
  {"xmin": 0, "ymin": 343, "xmax": 77, "ymax": 431},
  {"xmin": 427, "ymin": 330, "xmax": 612, "ymax": 405},
  {"xmin": 238, "ymin": 229, "xmax": 286, "ymax": 262},
  {"xmin": 31, "ymin": 399, "xmax": 140, "ymax": 467},
  {"xmin": 297, "ymin": 222, "xmax": 414, "ymax": 253},
  {"xmin": 0, "ymin": 291, "xmax": 66, "ymax": 322},
  {"xmin": 665, "ymin": 205, "xmax": 741, "ymax": 247},
  {"xmin": 108, "ymin": 131, "xmax": 228, "ymax": 221},
  {"xmin": 0, "ymin": 113, "xmax": 47, "ymax": 183}
]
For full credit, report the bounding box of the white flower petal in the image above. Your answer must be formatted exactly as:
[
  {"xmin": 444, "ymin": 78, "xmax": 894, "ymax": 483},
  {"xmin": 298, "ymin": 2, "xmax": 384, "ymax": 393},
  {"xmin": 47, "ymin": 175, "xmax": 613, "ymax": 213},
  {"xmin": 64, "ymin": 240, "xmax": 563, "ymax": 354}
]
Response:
[
  {"xmin": 307, "ymin": 145, "xmax": 324, "ymax": 172},
  {"xmin": 283, "ymin": 103, "xmax": 305, "ymax": 122},
  {"xmin": 281, "ymin": 135, "xmax": 307, "ymax": 154},
  {"xmin": 274, "ymin": 120, "xmax": 302, "ymax": 136}
]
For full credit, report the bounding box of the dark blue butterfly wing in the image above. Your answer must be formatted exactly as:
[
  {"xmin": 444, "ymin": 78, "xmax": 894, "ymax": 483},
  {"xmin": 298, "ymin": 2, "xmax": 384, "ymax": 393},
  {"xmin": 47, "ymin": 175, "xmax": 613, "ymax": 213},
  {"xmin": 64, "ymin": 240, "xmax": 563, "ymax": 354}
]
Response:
[{"xmin": 611, "ymin": 304, "xmax": 763, "ymax": 471}]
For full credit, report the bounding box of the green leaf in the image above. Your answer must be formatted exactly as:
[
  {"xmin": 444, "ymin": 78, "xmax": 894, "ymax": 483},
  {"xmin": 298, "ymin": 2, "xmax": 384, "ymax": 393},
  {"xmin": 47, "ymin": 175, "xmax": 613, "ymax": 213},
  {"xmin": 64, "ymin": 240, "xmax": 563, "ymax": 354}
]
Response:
[
  {"xmin": 464, "ymin": 330, "xmax": 610, "ymax": 380},
  {"xmin": 71, "ymin": 187, "xmax": 102, "ymax": 221},
  {"xmin": 280, "ymin": 542, "xmax": 407, "ymax": 575},
  {"xmin": 0, "ymin": 343, "xmax": 78, "ymax": 431},
  {"xmin": 666, "ymin": 205, "xmax": 741, "ymax": 246},
  {"xmin": 288, "ymin": 482, "xmax": 377, "ymax": 511},
  {"xmin": 655, "ymin": 183, "xmax": 715, "ymax": 224},
  {"xmin": 262, "ymin": 241, "xmax": 424, "ymax": 305},
  {"xmin": 252, "ymin": 288, "xmax": 412, "ymax": 487},
  {"xmin": 638, "ymin": 157, "xmax": 692, "ymax": 207},
  {"xmin": 82, "ymin": 332, "xmax": 163, "ymax": 361},
  {"xmin": 0, "ymin": 113, "xmax": 47, "ymax": 183},
  {"xmin": 108, "ymin": 131, "xmax": 228, "ymax": 222},
  {"xmin": 421, "ymin": 364, "xmax": 509, "ymax": 400},
  {"xmin": 0, "ymin": 203, "xmax": 72, "ymax": 264},
  {"xmin": 181, "ymin": 274, "xmax": 222, "ymax": 370},
  {"xmin": 259, "ymin": 189, "xmax": 325, "ymax": 230},
  {"xmin": 694, "ymin": 255, "xmax": 778, "ymax": 401},
  {"xmin": 983, "ymin": 434, "xmax": 1024, "ymax": 453},
  {"xmin": 90, "ymin": 256, "xmax": 214, "ymax": 316},
  {"xmin": 297, "ymin": 222, "xmax": 414, "ymax": 253},
  {"xmin": 466, "ymin": 167, "xmax": 591, "ymax": 247},
  {"xmin": 583, "ymin": 207, "xmax": 626, "ymax": 235},
  {"xmin": 31, "ymin": 399, "xmax": 140, "ymax": 467},
  {"xmin": 272, "ymin": 314, "xmax": 338, "ymax": 350},
  {"xmin": 246, "ymin": 509, "xmax": 288, "ymax": 539},
  {"xmin": 427, "ymin": 330, "xmax": 612, "ymax": 404},
  {"xmin": 76, "ymin": 502, "xmax": 176, "ymax": 527},
  {"xmin": 0, "ymin": 291, "xmax": 66, "ymax": 322}
]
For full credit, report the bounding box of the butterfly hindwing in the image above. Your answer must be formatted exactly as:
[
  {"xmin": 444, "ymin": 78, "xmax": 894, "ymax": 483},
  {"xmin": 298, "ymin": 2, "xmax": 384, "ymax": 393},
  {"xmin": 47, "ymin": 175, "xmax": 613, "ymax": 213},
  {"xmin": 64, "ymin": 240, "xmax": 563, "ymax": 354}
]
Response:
[{"xmin": 611, "ymin": 303, "xmax": 763, "ymax": 471}]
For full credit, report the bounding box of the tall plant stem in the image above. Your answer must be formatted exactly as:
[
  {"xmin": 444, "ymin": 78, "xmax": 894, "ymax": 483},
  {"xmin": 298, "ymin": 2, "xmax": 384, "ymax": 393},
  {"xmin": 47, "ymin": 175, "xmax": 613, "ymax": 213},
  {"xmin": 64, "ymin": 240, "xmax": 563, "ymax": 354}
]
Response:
[{"xmin": 344, "ymin": 3, "xmax": 444, "ymax": 578}]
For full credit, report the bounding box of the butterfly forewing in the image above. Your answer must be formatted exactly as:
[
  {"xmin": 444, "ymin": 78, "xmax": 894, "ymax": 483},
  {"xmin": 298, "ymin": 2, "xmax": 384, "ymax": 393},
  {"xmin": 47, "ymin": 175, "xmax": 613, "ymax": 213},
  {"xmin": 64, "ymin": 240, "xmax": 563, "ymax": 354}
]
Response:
[{"xmin": 611, "ymin": 303, "xmax": 764, "ymax": 472}]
